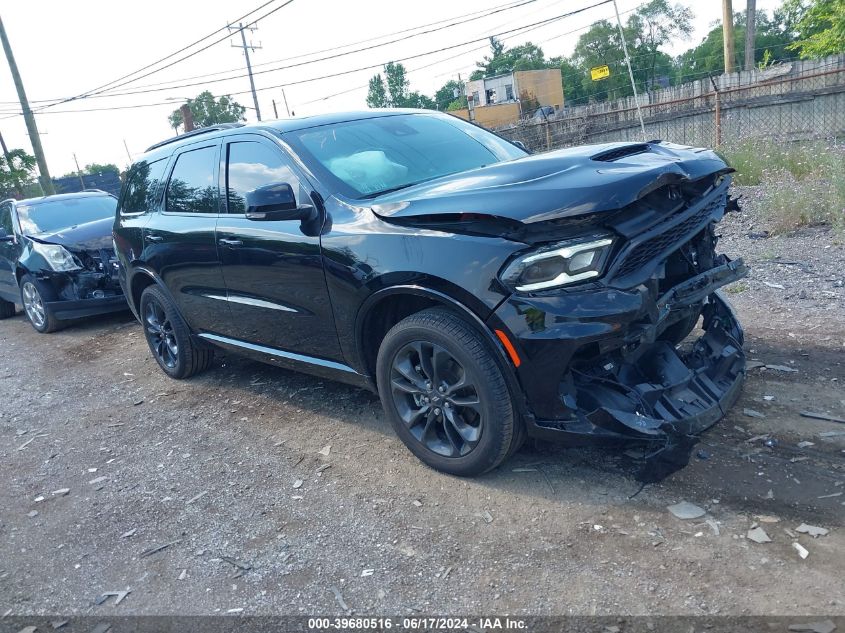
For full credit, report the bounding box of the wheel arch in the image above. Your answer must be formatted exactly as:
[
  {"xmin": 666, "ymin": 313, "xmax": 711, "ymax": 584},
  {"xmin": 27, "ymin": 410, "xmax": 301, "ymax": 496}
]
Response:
[{"xmin": 355, "ymin": 285, "xmax": 523, "ymax": 405}]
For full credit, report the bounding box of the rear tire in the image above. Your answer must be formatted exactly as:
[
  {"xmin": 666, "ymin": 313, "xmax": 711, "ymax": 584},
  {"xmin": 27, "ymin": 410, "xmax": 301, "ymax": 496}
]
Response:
[
  {"xmin": 20, "ymin": 274, "xmax": 62, "ymax": 333},
  {"xmin": 376, "ymin": 308, "xmax": 520, "ymax": 476},
  {"xmin": 0, "ymin": 297, "xmax": 15, "ymax": 319},
  {"xmin": 139, "ymin": 284, "xmax": 213, "ymax": 379}
]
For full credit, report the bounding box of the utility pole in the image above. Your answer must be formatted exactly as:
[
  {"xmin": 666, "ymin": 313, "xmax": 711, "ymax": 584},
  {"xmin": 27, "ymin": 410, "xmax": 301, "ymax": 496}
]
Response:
[
  {"xmin": 229, "ymin": 22, "xmax": 262, "ymax": 121},
  {"xmin": 612, "ymin": 0, "xmax": 646, "ymax": 140},
  {"xmin": 722, "ymin": 0, "xmax": 737, "ymax": 73},
  {"xmin": 744, "ymin": 0, "xmax": 756, "ymax": 71},
  {"xmin": 0, "ymin": 16, "xmax": 54, "ymax": 195},
  {"xmin": 122, "ymin": 139, "xmax": 132, "ymax": 163},
  {"xmin": 180, "ymin": 104, "xmax": 194, "ymax": 133},
  {"xmin": 72, "ymin": 153, "xmax": 85, "ymax": 190},
  {"xmin": 271, "ymin": 99, "xmax": 279, "ymax": 119}
]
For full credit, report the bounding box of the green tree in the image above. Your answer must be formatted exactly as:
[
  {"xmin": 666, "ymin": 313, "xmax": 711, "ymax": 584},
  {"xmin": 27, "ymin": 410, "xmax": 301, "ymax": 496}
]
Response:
[
  {"xmin": 83, "ymin": 162, "xmax": 119, "ymax": 175},
  {"xmin": 366, "ymin": 74, "xmax": 388, "ymax": 107},
  {"xmin": 784, "ymin": 0, "xmax": 845, "ymax": 58},
  {"xmin": 675, "ymin": 10, "xmax": 797, "ymax": 83},
  {"xmin": 471, "ymin": 37, "xmax": 548, "ymax": 79},
  {"xmin": 627, "ymin": 0, "xmax": 692, "ymax": 89},
  {"xmin": 434, "ymin": 80, "xmax": 464, "ymax": 110},
  {"xmin": 168, "ymin": 91, "xmax": 246, "ymax": 131},
  {"xmin": 365, "ymin": 63, "xmax": 437, "ymax": 109},
  {"xmin": 0, "ymin": 148, "xmax": 37, "ymax": 198}
]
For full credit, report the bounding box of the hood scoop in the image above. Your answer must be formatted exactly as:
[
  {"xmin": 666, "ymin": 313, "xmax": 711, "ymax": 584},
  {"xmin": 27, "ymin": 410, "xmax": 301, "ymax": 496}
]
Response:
[{"xmin": 591, "ymin": 143, "xmax": 651, "ymax": 162}]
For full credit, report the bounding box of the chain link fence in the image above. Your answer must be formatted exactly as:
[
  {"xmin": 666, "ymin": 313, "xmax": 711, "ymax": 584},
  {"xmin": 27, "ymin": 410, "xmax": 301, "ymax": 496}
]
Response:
[{"xmin": 493, "ymin": 55, "xmax": 845, "ymax": 152}]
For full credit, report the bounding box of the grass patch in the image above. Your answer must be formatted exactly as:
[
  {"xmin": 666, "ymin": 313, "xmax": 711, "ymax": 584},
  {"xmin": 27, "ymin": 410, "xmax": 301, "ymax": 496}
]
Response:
[
  {"xmin": 725, "ymin": 281, "xmax": 749, "ymax": 295},
  {"xmin": 718, "ymin": 139, "xmax": 845, "ymax": 233}
]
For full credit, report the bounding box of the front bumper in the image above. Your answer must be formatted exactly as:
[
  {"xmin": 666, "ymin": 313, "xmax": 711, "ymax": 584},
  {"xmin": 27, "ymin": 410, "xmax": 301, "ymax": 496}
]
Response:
[
  {"xmin": 490, "ymin": 258, "xmax": 748, "ymax": 446},
  {"xmin": 33, "ymin": 268, "xmax": 127, "ymax": 320}
]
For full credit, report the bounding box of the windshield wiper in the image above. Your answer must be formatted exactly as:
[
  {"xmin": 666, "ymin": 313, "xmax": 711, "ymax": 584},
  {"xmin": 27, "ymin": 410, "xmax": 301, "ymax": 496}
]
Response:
[{"xmin": 360, "ymin": 179, "xmax": 431, "ymax": 200}]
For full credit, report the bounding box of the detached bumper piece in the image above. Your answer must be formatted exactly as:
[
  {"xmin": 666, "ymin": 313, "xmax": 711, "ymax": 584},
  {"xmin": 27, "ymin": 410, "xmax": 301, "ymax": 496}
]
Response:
[{"xmin": 535, "ymin": 259, "xmax": 748, "ymax": 482}]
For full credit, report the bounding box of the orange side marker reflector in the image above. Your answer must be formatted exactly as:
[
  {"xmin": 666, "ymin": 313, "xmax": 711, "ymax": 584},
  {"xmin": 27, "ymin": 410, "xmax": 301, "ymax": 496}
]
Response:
[{"xmin": 494, "ymin": 329, "xmax": 521, "ymax": 368}]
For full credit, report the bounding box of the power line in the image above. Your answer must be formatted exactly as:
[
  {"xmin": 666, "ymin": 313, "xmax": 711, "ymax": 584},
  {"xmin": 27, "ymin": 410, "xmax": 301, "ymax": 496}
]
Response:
[
  {"xmin": 73, "ymin": 0, "xmax": 546, "ymax": 102},
  {"xmin": 51, "ymin": 0, "xmax": 535, "ymax": 99},
  {"xmin": 32, "ymin": 0, "xmax": 297, "ymax": 113}
]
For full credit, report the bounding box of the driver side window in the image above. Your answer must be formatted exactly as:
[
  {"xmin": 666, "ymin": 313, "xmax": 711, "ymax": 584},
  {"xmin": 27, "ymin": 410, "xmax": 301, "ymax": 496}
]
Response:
[{"xmin": 225, "ymin": 141, "xmax": 300, "ymax": 214}]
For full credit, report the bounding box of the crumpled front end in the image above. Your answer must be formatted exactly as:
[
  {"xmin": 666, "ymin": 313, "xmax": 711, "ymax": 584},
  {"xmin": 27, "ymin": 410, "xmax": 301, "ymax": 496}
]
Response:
[{"xmin": 488, "ymin": 170, "xmax": 748, "ymax": 480}]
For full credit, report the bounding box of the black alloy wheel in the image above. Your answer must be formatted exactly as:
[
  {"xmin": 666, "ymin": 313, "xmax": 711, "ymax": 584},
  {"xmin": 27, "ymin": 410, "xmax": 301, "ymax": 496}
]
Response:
[
  {"xmin": 139, "ymin": 285, "xmax": 213, "ymax": 379},
  {"xmin": 390, "ymin": 340, "xmax": 483, "ymax": 458},
  {"xmin": 144, "ymin": 299, "xmax": 179, "ymax": 370},
  {"xmin": 376, "ymin": 308, "xmax": 522, "ymax": 476}
]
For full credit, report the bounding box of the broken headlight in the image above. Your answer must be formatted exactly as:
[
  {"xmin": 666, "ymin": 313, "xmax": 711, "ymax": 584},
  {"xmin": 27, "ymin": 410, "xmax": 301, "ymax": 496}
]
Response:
[
  {"xmin": 31, "ymin": 242, "xmax": 82, "ymax": 272},
  {"xmin": 500, "ymin": 235, "xmax": 614, "ymax": 292}
]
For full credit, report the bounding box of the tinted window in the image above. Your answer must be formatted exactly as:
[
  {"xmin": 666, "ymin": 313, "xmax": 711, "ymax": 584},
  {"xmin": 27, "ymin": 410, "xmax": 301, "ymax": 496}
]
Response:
[
  {"xmin": 120, "ymin": 158, "xmax": 168, "ymax": 214},
  {"xmin": 16, "ymin": 196, "xmax": 117, "ymax": 235},
  {"xmin": 226, "ymin": 141, "xmax": 298, "ymax": 214},
  {"xmin": 165, "ymin": 146, "xmax": 218, "ymax": 214},
  {"xmin": 285, "ymin": 113, "xmax": 525, "ymax": 199},
  {"xmin": 0, "ymin": 203, "xmax": 13, "ymax": 235}
]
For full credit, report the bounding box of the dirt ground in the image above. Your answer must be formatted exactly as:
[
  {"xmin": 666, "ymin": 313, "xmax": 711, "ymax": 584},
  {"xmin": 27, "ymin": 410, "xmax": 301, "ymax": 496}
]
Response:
[{"xmin": 1, "ymin": 198, "xmax": 843, "ymax": 618}]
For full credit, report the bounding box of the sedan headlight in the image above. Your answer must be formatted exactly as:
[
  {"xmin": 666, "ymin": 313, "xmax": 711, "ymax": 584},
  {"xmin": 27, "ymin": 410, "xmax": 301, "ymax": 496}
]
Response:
[
  {"xmin": 501, "ymin": 236, "xmax": 614, "ymax": 292},
  {"xmin": 31, "ymin": 242, "xmax": 82, "ymax": 272}
]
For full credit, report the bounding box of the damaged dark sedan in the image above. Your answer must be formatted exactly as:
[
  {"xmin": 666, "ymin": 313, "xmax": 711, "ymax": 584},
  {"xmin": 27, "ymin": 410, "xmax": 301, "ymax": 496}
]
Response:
[
  {"xmin": 0, "ymin": 191, "xmax": 127, "ymax": 332},
  {"xmin": 114, "ymin": 110, "xmax": 747, "ymax": 477}
]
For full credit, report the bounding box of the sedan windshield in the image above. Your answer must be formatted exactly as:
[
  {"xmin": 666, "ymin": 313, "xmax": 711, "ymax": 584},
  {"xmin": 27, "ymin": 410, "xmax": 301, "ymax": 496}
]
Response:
[
  {"xmin": 17, "ymin": 196, "xmax": 117, "ymax": 235},
  {"xmin": 285, "ymin": 113, "xmax": 526, "ymax": 199}
]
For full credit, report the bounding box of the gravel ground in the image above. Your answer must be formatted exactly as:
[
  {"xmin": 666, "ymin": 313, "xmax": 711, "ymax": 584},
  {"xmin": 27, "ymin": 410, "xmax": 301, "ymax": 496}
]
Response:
[{"xmin": 0, "ymin": 186, "xmax": 843, "ymax": 618}]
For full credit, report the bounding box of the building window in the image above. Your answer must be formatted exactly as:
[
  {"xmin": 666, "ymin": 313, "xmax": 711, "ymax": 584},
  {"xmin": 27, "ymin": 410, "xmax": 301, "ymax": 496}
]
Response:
[
  {"xmin": 505, "ymin": 84, "xmax": 514, "ymax": 101},
  {"xmin": 471, "ymin": 91, "xmax": 480, "ymax": 106}
]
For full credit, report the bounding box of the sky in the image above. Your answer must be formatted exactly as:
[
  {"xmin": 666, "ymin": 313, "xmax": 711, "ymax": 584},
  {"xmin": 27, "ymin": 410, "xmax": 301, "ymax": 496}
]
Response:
[{"xmin": 0, "ymin": 0, "xmax": 783, "ymax": 177}]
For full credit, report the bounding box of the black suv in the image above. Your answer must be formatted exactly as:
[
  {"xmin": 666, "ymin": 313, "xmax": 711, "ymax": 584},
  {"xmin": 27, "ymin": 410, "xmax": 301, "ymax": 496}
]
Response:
[
  {"xmin": 0, "ymin": 191, "xmax": 127, "ymax": 332},
  {"xmin": 114, "ymin": 111, "xmax": 747, "ymax": 477}
]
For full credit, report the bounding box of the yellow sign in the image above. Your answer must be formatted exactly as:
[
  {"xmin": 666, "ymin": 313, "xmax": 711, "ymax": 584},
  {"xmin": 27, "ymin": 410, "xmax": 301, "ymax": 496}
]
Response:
[{"xmin": 590, "ymin": 65, "xmax": 610, "ymax": 81}]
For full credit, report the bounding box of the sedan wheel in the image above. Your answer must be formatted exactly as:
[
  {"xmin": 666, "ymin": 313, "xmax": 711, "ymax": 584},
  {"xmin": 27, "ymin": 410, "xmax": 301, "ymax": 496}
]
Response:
[
  {"xmin": 22, "ymin": 281, "xmax": 46, "ymax": 329},
  {"xmin": 19, "ymin": 275, "xmax": 60, "ymax": 333}
]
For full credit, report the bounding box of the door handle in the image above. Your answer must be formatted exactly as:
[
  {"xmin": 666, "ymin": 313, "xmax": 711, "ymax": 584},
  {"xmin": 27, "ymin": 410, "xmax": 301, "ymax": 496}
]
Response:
[
  {"xmin": 218, "ymin": 238, "xmax": 243, "ymax": 247},
  {"xmin": 144, "ymin": 234, "xmax": 163, "ymax": 243}
]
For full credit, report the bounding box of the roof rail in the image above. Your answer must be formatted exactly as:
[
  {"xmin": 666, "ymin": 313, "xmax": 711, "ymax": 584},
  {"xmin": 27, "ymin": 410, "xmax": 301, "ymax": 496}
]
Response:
[{"xmin": 144, "ymin": 122, "xmax": 245, "ymax": 153}]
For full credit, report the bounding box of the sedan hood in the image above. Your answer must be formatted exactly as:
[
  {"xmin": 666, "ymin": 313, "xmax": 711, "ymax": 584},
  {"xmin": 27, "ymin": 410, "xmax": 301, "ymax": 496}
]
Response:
[
  {"xmin": 26, "ymin": 216, "xmax": 114, "ymax": 251},
  {"xmin": 369, "ymin": 141, "xmax": 731, "ymax": 224}
]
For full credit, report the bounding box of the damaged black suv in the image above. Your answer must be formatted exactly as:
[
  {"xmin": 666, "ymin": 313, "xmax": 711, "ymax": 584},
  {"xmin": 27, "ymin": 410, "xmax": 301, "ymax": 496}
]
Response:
[
  {"xmin": 0, "ymin": 191, "xmax": 127, "ymax": 332},
  {"xmin": 114, "ymin": 111, "xmax": 747, "ymax": 477}
]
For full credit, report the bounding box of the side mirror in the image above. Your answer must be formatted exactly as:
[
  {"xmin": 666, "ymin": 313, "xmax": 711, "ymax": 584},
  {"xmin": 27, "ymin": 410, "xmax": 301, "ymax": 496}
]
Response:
[
  {"xmin": 0, "ymin": 227, "xmax": 14, "ymax": 242},
  {"xmin": 245, "ymin": 182, "xmax": 316, "ymax": 222}
]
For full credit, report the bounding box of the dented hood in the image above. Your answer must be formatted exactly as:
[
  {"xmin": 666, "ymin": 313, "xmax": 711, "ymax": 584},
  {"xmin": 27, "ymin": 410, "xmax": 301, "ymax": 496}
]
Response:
[
  {"xmin": 26, "ymin": 216, "xmax": 115, "ymax": 251},
  {"xmin": 369, "ymin": 141, "xmax": 730, "ymax": 224}
]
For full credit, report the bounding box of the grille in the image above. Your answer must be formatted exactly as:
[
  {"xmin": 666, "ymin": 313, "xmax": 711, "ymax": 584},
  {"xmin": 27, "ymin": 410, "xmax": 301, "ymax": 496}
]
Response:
[{"xmin": 613, "ymin": 200, "xmax": 718, "ymax": 278}]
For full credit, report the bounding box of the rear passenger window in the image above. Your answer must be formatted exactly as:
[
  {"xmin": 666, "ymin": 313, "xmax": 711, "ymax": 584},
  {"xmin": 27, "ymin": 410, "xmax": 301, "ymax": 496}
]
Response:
[
  {"xmin": 226, "ymin": 141, "xmax": 298, "ymax": 214},
  {"xmin": 120, "ymin": 158, "xmax": 167, "ymax": 215},
  {"xmin": 165, "ymin": 146, "xmax": 218, "ymax": 214}
]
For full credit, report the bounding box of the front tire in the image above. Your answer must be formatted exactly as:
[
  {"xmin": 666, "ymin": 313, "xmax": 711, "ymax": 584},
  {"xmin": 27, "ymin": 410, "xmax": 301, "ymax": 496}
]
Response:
[
  {"xmin": 376, "ymin": 308, "xmax": 519, "ymax": 476},
  {"xmin": 20, "ymin": 274, "xmax": 61, "ymax": 333},
  {"xmin": 139, "ymin": 285, "xmax": 213, "ymax": 379}
]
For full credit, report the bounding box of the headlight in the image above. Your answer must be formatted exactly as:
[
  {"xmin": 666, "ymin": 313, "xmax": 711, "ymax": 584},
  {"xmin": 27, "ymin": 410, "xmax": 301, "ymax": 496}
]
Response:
[
  {"xmin": 31, "ymin": 242, "xmax": 82, "ymax": 272},
  {"xmin": 500, "ymin": 236, "xmax": 614, "ymax": 292}
]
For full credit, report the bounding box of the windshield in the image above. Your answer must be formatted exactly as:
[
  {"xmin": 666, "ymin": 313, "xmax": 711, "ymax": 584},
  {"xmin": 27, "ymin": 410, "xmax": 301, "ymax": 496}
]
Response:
[
  {"xmin": 284, "ymin": 113, "xmax": 526, "ymax": 199},
  {"xmin": 17, "ymin": 196, "xmax": 117, "ymax": 235}
]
